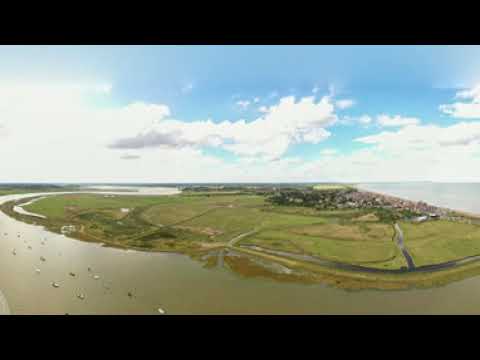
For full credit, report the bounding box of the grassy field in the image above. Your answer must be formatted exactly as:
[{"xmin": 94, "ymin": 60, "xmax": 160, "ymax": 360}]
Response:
[
  {"xmin": 6, "ymin": 191, "xmax": 480, "ymax": 289},
  {"xmin": 11, "ymin": 194, "xmax": 402, "ymax": 268},
  {"xmin": 240, "ymin": 214, "xmax": 404, "ymax": 269},
  {"xmin": 15, "ymin": 193, "xmax": 402, "ymax": 268},
  {"xmin": 401, "ymin": 220, "xmax": 480, "ymax": 266}
]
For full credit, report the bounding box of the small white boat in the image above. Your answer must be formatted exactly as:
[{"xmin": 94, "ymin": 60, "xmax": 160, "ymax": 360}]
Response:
[
  {"xmin": 158, "ymin": 308, "xmax": 166, "ymax": 314},
  {"xmin": 77, "ymin": 294, "xmax": 85, "ymax": 300},
  {"xmin": 52, "ymin": 282, "xmax": 60, "ymax": 288},
  {"xmin": 93, "ymin": 275, "xmax": 100, "ymax": 280},
  {"xmin": 35, "ymin": 268, "xmax": 41, "ymax": 274}
]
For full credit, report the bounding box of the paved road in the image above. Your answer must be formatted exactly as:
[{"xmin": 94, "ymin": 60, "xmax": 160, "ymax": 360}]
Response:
[
  {"xmin": 393, "ymin": 223, "xmax": 415, "ymax": 270},
  {"xmin": 228, "ymin": 230, "xmax": 258, "ymax": 246}
]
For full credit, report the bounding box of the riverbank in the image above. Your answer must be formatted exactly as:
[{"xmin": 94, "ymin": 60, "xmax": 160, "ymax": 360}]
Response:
[{"xmin": 5, "ymin": 189, "xmax": 480, "ymax": 290}]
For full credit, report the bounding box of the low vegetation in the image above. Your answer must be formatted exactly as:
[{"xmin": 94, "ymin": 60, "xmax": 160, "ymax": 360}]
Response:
[
  {"xmin": 401, "ymin": 220, "xmax": 480, "ymax": 266},
  {"xmin": 3, "ymin": 184, "xmax": 480, "ymax": 290}
]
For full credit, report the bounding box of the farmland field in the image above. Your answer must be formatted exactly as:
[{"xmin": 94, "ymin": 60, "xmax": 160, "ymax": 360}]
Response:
[
  {"xmin": 3, "ymin": 189, "xmax": 480, "ymax": 290},
  {"xmin": 401, "ymin": 220, "xmax": 480, "ymax": 266},
  {"xmin": 6, "ymin": 192, "xmax": 404, "ymax": 271}
]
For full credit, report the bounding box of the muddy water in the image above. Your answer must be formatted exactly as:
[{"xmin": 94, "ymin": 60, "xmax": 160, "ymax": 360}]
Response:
[{"xmin": 3, "ymin": 191, "xmax": 480, "ymax": 314}]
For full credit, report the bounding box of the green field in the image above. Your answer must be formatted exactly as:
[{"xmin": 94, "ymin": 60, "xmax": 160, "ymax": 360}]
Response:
[
  {"xmin": 401, "ymin": 220, "xmax": 480, "ymax": 266},
  {"xmin": 4, "ymin": 191, "xmax": 480, "ymax": 289},
  {"xmin": 14, "ymin": 193, "xmax": 404, "ymax": 270}
]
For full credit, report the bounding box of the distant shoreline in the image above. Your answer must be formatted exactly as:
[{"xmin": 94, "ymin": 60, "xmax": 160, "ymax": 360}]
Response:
[{"xmin": 355, "ymin": 184, "xmax": 480, "ymax": 218}]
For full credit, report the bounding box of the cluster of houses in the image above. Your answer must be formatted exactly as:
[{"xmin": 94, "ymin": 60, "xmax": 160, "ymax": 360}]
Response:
[{"xmin": 268, "ymin": 187, "xmax": 450, "ymax": 222}]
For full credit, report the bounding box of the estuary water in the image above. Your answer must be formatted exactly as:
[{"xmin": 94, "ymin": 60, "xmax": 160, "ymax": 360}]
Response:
[{"xmin": 2, "ymin": 184, "xmax": 480, "ymax": 314}]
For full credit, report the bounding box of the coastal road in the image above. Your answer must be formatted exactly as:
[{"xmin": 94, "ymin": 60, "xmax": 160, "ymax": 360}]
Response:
[{"xmin": 393, "ymin": 223, "xmax": 415, "ymax": 270}]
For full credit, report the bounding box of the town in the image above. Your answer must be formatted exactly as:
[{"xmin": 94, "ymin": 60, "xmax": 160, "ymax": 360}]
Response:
[{"xmin": 265, "ymin": 186, "xmax": 451, "ymax": 223}]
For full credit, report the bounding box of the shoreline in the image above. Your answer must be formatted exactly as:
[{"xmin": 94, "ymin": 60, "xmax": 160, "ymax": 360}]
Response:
[
  {"xmin": 355, "ymin": 184, "xmax": 480, "ymax": 219},
  {"xmin": 4, "ymin": 187, "xmax": 480, "ymax": 291}
]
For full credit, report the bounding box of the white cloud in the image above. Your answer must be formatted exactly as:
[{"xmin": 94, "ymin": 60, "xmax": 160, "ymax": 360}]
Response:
[
  {"xmin": 456, "ymin": 85, "xmax": 480, "ymax": 100},
  {"xmin": 258, "ymin": 106, "xmax": 268, "ymax": 113},
  {"xmin": 312, "ymin": 85, "xmax": 320, "ymax": 94},
  {"xmin": 111, "ymin": 95, "xmax": 337, "ymax": 161},
  {"xmin": 335, "ymin": 99, "xmax": 355, "ymax": 109},
  {"xmin": 376, "ymin": 114, "xmax": 420, "ymax": 127},
  {"xmin": 337, "ymin": 114, "xmax": 372, "ymax": 126},
  {"xmin": 236, "ymin": 100, "xmax": 250, "ymax": 110},
  {"xmin": 4, "ymin": 81, "xmax": 479, "ymax": 183},
  {"xmin": 439, "ymin": 84, "xmax": 480, "ymax": 118},
  {"xmin": 292, "ymin": 121, "xmax": 480, "ymax": 183},
  {"xmin": 253, "ymin": 97, "xmax": 260, "ymax": 103}
]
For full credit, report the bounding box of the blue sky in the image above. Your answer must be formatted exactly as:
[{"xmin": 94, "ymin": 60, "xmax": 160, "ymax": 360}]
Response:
[{"xmin": 1, "ymin": 45, "xmax": 480, "ymax": 182}]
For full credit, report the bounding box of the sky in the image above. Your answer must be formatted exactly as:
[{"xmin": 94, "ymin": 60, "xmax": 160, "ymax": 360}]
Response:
[{"xmin": 1, "ymin": 45, "xmax": 480, "ymax": 183}]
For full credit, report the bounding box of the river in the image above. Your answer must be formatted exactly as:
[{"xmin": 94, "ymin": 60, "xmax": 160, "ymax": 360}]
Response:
[{"xmin": 3, "ymin": 185, "xmax": 480, "ymax": 314}]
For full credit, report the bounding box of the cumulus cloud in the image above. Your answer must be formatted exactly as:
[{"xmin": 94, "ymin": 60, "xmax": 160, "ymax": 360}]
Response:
[
  {"xmin": 291, "ymin": 120, "xmax": 480, "ymax": 183},
  {"xmin": 6, "ymin": 81, "xmax": 479, "ymax": 183},
  {"xmin": 335, "ymin": 99, "xmax": 355, "ymax": 109},
  {"xmin": 439, "ymin": 84, "xmax": 480, "ymax": 118},
  {"xmin": 110, "ymin": 131, "xmax": 195, "ymax": 150},
  {"xmin": 110, "ymin": 95, "xmax": 337, "ymax": 160},
  {"xmin": 376, "ymin": 114, "xmax": 420, "ymax": 127},
  {"xmin": 356, "ymin": 121, "xmax": 480, "ymax": 149},
  {"xmin": 337, "ymin": 114, "xmax": 372, "ymax": 126}
]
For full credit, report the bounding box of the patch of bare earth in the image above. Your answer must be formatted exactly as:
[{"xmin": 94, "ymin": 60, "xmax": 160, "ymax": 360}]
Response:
[
  {"xmin": 355, "ymin": 213, "xmax": 379, "ymax": 222},
  {"xmin": 174, "ymin": 225, "xmax": 223, "ymax": 237}
]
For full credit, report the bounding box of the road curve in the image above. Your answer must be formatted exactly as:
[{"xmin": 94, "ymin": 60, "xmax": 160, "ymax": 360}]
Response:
[
  {"xmin": 228, "ymin": 230, "xmax": 258, "ymax": 246},
  {"xmin": 393, "ymin": 223, "xmax": 415, "ymax": 270}
]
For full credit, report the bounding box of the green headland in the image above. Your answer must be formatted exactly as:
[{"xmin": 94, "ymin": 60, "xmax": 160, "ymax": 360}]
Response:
[{"xmin": 3, "ymin": 184, "xmax": 480, "ymax": 290}]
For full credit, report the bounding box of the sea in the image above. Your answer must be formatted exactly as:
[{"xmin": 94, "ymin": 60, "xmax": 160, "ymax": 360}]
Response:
[{"xmin": 358, "ymin": 182, "xmax": 480, "ymax": 215}]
